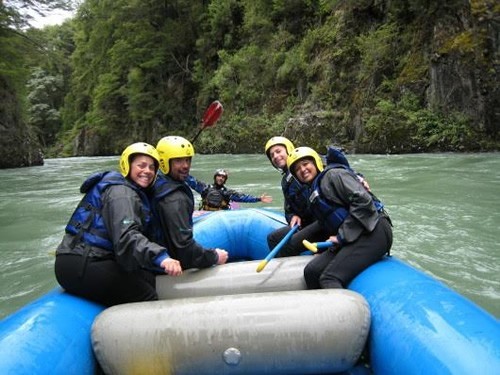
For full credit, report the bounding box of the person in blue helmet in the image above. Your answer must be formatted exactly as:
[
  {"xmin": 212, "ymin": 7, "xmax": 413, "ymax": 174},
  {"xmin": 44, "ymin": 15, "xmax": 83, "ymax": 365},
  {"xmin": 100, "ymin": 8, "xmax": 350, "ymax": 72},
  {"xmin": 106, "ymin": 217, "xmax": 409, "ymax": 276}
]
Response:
[
  {"xmin": 54, "ymin": 142, "xmax": 182, "ymax": 307},
  {"xmin": 287, "ymin": 146, "xmax": 392, "ymax": 289},
  {"xmin": 186, "ymin": 169, "xmax": 273, "ymax": 211}
]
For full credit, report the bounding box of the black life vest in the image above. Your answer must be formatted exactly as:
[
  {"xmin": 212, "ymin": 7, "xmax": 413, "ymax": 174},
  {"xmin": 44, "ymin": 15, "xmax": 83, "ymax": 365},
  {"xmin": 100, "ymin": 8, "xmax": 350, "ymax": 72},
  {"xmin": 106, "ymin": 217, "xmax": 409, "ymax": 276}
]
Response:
[
  {"xmin": 150, "ymin": 173, "xmax": 194, "ymax": 243},
  {"xmin": 309, "ymin": 165, "xmax": 351, "ymax": 232},
  {"xmin": 201, "ymin": 185, "xmax": 230, "ymax": 210}
]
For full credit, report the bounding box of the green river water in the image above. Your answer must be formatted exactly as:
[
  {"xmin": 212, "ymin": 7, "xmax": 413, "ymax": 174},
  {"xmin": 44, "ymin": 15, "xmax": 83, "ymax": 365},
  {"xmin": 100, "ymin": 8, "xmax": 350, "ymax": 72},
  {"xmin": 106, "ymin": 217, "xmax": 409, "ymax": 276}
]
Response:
[{"xmin": 0, "ymin": 153, "xmax": 499, "ymax": 319}]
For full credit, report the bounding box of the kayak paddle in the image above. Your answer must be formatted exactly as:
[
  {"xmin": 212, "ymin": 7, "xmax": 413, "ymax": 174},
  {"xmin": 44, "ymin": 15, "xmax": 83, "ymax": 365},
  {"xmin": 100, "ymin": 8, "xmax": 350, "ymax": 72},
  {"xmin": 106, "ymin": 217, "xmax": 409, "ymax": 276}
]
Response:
[{"xmin": 191, "ymin": 100, "xmax": 224, "ymax": 143}]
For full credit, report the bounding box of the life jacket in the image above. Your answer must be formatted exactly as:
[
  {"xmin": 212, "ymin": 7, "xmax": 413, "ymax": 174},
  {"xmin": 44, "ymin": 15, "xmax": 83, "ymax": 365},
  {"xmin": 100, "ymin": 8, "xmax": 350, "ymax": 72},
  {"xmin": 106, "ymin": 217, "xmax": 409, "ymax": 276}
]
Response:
[
  {"xmin": 150, "ymin": 173, "xmax": 194, "ymax": 243},
  {"xmin": 65, "ymin": 171, "xmax": 152, "ymax": 251},
  {"xmin": 282, "ymin": 172, "xmax": 314, "ymax": 224},
  {"xmin": 282, "ymin": 146, "xmax": 350, "ymax": 224},
  {"xmin": 325, "ymin": 145, "xmax": 351, "ymax": 168},
  {"xmin": 201, "ymin": 185, "xmax": 230, "ymax": 210},
  {"xmin": 309, "ymin": 147, "xmax": 385, "ymax": 232}
]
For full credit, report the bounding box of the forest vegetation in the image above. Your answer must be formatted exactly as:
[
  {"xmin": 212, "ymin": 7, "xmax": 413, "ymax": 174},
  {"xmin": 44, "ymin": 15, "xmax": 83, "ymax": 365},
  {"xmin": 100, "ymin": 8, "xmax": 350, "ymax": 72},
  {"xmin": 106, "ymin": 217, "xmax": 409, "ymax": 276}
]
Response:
[{"xmin": 1, "ymin": 0, "xmax": 499, "ymax": 168}]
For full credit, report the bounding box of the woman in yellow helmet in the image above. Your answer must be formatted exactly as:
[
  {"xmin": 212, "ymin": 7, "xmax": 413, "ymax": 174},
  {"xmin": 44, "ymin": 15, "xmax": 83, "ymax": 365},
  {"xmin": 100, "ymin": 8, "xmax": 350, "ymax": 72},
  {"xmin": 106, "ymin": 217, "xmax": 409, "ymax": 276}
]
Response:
[
  {"xmin": 54, "ymin": 143, "xmax": 182, "ymax": 307},
  {"xmin": 264, "ymin": 137, "xmax": 330, "ymax": 256},
  {"xmin": 288, "ymin": 146, "xmax": 392, "ymax": 289}
]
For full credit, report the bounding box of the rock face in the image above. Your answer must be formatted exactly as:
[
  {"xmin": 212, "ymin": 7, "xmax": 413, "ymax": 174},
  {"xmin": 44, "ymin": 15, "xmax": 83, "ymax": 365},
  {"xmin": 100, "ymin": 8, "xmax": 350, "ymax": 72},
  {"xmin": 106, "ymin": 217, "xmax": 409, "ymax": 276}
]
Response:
[
  {"xmin": 427, "ymin": 8, "xmax": 499, "ymax": 136},
  {"xmin": 0, "ymin": 125, "xmax": 44, "ymax": 169},
  {"xmin": 0, "ymin": 77, "xmax": 43, "ymax": 169},
  {"xmin": 285, "ymin": 3, "xmax": 499, "ymax": 153}
]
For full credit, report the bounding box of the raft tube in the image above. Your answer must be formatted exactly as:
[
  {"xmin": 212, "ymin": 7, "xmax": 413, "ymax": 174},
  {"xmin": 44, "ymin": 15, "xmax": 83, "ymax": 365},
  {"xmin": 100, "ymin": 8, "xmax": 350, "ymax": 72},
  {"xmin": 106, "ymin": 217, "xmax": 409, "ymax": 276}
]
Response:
[
  {"xmin": 0, "ymin": 289, "xmax": 105, "ymax": 375},
  {"xmin": 192, "ymin": 208, "xmax": 286, "ymax": 260},
  {"xmin": 157, "ymin": 254, "xmax": 499, "ymax": 375},
  {"xmin": 1, "ymin": 208, "xmax": 499, "ymax": 374},
  {"xmin": 92, "ymin": 289, "xmax": 371, "ymax": 375},
  {"xmin": 157, "ymin": 256, "xmax": 310, "ymax": 299},
  {"xmin": 349, "ymin": 257, "xmax": 500, "ymax": 375}
]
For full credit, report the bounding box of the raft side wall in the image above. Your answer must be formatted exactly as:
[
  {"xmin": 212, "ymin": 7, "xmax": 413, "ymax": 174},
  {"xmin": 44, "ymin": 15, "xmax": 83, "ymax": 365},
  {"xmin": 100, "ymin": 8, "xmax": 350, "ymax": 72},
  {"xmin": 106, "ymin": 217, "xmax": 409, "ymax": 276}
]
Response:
[
  {"xmin": 0, "ymin": 289, "xmax": 105, "ymax": 375},
  {"xmin": 193, "ymin": 208, "xmax": 286, "ymax": 260},
  {"xmin": 349, "ymin": 257, "xmax": 500, "ymax": 375}
]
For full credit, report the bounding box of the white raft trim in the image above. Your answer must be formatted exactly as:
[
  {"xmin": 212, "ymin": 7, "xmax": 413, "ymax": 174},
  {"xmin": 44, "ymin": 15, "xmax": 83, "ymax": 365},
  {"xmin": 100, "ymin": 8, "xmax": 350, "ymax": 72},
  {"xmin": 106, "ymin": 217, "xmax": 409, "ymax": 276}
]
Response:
[
  {"xmin": 92, "ymin": 289, "xmax": 370, "ymax": 375},
  {"xmin": 156, "ymin": 256, "xmax": 311, "ymax": 300}
]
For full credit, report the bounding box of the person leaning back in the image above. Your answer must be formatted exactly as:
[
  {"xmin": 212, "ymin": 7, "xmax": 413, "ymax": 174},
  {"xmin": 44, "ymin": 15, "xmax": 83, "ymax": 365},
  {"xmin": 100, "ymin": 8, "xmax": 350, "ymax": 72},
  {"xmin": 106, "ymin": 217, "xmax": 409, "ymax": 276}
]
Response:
[{"xmin": 264, "ymin": 136, "xmax": 329, "ymax": 257}]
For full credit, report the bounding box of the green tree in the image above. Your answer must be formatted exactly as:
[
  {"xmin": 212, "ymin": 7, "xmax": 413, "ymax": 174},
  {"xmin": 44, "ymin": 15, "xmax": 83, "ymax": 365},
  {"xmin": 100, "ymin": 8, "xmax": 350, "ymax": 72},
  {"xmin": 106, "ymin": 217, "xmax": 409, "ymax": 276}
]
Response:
[
  {"xmin": 61, "ymin": 0, "xmax": 207, "ymax": 155},
  {"xmin": 26, "ymin": 67, "xmax": 63, "ymax": 147},
  {"xmin": 0, "ymin": 0, "xmax": 73, "ymax": 167}
]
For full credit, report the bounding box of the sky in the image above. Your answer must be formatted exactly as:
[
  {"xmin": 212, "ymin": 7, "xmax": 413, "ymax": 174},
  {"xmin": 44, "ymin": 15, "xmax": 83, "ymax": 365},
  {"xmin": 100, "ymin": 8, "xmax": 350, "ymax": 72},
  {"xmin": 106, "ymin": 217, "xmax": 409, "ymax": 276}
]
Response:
[{"xmin": 29, "ymin": 9, "xmax": 74, "ymax": 28}]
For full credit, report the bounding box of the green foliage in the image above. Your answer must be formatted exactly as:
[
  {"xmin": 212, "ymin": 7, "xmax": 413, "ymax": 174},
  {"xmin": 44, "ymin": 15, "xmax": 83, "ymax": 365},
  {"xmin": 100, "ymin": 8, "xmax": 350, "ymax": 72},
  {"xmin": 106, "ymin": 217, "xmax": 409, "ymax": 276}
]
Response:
[
  {"xmin": 3, "ymin": 0, "xmax": 499, "ymax": 162},
  {"xmin": 362, "ymin": 93, "xmax": 484, "ymax": 152},
  {"xmin": 0, "ymin": 6, "xmax": 29, "ymax": 87},
  {"xmin": 26, "ymin": 67, "xmax": 63, "ymax": 147},
  {"xmin": 60, "ymin": 0, "xmax": 208, "ymax": 154},
  {"xmin": 295, "ymin": 11, "xmax": 362, "ymax": 107},
  {"xmin": 0, "ymin": 1, "xmax": 76, "ymax": 166},
  {"xmin": 356, "ymin": 22, "xmax": 400, "ymax": 83},
  {"xmin": 212, "ymin": 45, "xmax": 274, "ymax": 110},
  {"xmin": 412, "ymin": 110, "xmax": 481, "ymax": 151}
]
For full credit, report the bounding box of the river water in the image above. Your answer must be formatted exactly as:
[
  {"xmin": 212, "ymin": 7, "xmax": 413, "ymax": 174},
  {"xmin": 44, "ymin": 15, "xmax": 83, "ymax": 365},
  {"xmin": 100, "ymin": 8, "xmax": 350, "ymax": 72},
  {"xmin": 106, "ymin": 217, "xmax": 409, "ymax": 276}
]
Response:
[{"xmin": 0, "ymin": 153, "xmax": 499, "ymax": 319}]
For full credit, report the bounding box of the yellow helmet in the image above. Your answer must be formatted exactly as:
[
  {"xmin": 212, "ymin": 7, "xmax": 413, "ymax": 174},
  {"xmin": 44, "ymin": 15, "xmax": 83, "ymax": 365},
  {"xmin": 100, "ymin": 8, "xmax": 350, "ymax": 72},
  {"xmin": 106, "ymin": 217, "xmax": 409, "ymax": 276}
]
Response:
[
  {"xmin": 287, "ymin": 146, "xmax": 324, "ymax": 176},
  {"xmin": 264, "ymin": 136, "xmax": 295, "ymax": 163},
  {"xmin": 119, "ymin": 142, "xmax": 160, "ymax": 177},
  {"xmin": 156, "ymin": 136, "xmax": 194, "ymax": 174}
]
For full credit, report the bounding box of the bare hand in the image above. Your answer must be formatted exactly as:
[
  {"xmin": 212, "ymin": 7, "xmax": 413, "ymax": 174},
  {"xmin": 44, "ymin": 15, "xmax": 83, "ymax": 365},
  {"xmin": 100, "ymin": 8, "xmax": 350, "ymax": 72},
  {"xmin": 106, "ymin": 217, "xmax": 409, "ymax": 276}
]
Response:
[
  {"xmin": 357, "ymin": 176, "xmax": 371, "ymax": 192},
  {"xmin": 260, "ymin": 194, "xmax": 273, "ymax": 203},
  {"xmin": 290, "ymin": 215, "xmax": 302, "ymax": 228},
  {"xmin": 160, "ymin": 258, "xmax": 183, "ymax": 276},
  {"xmin": 215, "ymin": 248, "xmax": 228, "ymax": 265},
  {"xmin": 328, "ymin": 235, "xmax": 340, "ymax": 245}
]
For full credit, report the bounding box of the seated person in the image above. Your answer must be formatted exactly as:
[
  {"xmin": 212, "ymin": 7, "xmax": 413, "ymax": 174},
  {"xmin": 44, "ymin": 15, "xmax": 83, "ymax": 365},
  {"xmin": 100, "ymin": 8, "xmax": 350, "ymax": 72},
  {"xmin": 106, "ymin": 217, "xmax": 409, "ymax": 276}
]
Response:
[
  {"xmin": 54, "ymin": 142, "xmax": 182, "ymax": 307},
  {"xmin": 287, "ymin": 146, "xmax": 392, "ymax": 289}
]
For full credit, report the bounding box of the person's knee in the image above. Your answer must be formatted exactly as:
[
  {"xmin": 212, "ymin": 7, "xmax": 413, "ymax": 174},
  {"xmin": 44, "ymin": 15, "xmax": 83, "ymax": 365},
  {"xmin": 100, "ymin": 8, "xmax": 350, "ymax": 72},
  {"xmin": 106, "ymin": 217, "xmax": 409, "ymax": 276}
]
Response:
[
  {"xmin": 304, "ymin": 263, "xmax": 317, "ymax": 278},
  {"xmin": 304, "ymin": 263, "xmax": 321, "ymax": 289},
  {"xmin": 319, "ymin": 274, "xmax": 344, "ymax": 289},
  {"xmin": 266, "ymin": 231, "xmax": 279, "ymax": 249}
]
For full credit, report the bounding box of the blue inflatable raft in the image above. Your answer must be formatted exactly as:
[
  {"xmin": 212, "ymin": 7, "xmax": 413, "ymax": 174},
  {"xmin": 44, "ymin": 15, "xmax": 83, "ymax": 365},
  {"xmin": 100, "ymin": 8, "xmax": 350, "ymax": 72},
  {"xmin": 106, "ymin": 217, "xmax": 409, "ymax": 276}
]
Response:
[{"xmin": 0, "ymin": 208, "xmax": 499, "ymax": 374}]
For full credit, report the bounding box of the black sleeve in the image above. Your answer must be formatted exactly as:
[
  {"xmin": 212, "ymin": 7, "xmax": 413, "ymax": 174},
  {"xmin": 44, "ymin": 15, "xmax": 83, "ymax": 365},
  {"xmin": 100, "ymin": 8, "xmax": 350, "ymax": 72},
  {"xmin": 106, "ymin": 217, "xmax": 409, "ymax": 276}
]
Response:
[
  {"xmin": 101, "ymin": 185, "xmax": 167, "ymax": 271},
  {"xmin": 157, "ymin": 189, "xmax": 218, "ymax": 269},
  {"xmin": 321, "ymin": 169, "xmax": 379, "ymax": 243}
]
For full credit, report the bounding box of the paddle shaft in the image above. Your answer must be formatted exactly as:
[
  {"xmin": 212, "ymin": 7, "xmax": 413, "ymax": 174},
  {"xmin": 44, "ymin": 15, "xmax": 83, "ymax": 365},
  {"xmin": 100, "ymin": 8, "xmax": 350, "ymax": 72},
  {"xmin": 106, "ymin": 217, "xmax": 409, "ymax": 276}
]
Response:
[
  {"xmin": 256, "ymin": 225, "xmax": 299, "ymax": 272},
  {"xmin": 265, "ymin": 225, "xmax": 299, "ymax": 261},
  {"xmin": 302, "ymin": 239, "xmax": 333, "ymax": 252},
  {"xmin": 315, "ymin": 241, "xmax": 333, "ymax": 248}
]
